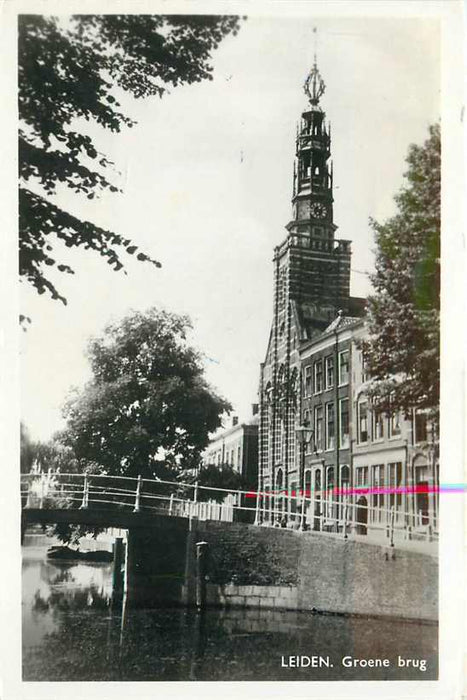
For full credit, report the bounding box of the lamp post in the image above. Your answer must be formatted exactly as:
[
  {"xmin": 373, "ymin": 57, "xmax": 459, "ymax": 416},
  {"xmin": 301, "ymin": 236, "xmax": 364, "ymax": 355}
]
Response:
[{"xmin": 295, "ymin": 424, "xmax": 315, "ymax": 530}]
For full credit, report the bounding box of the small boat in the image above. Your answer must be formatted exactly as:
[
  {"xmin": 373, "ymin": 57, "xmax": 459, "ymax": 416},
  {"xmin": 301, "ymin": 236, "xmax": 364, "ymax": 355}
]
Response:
[
  {"xmin": 47, "ymin": 546, "xmax": 113, "ymax": 562},
  {"xmin": 47, "ymin": 545, "xmax": 81, "ymax": 560}
]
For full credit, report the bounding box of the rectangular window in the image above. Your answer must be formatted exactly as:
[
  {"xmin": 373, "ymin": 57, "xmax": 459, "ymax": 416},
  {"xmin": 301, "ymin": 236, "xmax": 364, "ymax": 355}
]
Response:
[
  {"xmin": 372, "ymin": 405, "xmax": 384, "ymax": 441},
  {"xmin": 358, "ymin": 401, "xmax": 368, "ymax": 443},
  {"xmin": 325, "ymin": 466, "xmax": 336, "ymax": 520},
  {"xmin": 361, "ymin": 351, "xmax": 370, "ymax": 383},
  {"xmin": 372, "ymin": 464, "xmax": 385, "ymax": 522},
  {"xmin": 326, "ymin": 403, "xmax": 335, "ymax": 450},
  {"xmin": 314, "ymin": 406, "xmax": 323, "ymax": 451},
  {"xmin": 339, "ymin": 398, "xmax": 350, "ymax": 448},
  {"xmin": 388, "ymin": 462, "xmax": 403, "ymax": 510},
  {"xmin": 314, "ymin": 360, "xmax": 323, "ymax": 393},
  {"xmin": 389, "ymin": 410, "xmax": 401, "ymax": 438},
  {"xmin": 280, "ymin": 420, "xmax": 286, "ymax": 463},
  {"xmin": 414, "ymin": 411, "xmax": 428, "ymax": 443},
  {"xmin": 325, "ymin": 356, "xmax": 334, "ymax": 390},
  {"xmin": 274, "ymin": 415, "xmax": 281, "ymax": 463},
  {"xmin": 372, "ymin": 463, "xmax": 385, "ymax": 487},
  {"xmin": 303, "ymin": 409, "xmax": 311, "ymax": 453},
  {"xmin": 356, "ymin": 466, "xmax": 368, "ymax": 488},
  {"xmin": 388, "ymin": 393, "xmax": 401, "ymax": 438},
  {"xmin": 339, "ymin": 350, "xmax": 350, "ymax": 385},
  {"xmin": 290, "ymin": 482, "xmax": 298, "ymax": 516},
  {"xmin": 304, "ymin": 365, "xmax": 312, "ymax": 397}
]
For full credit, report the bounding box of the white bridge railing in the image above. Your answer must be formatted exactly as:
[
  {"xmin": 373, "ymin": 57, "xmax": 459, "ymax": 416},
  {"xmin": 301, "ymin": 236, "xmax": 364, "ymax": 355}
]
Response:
[
  {"xmin": 20, "ymin": 471, "xmax": 438, "ymax": 550},
  {"xmin": 20, "ymin": 471, "xmax": 240, "ymax": 523}
]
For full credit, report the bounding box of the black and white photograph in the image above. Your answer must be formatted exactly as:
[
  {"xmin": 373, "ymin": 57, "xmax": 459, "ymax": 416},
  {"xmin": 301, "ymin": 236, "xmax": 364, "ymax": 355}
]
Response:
[{"xmin": 1, "ymin": 1, "xmax": 465, "ymax": 698}]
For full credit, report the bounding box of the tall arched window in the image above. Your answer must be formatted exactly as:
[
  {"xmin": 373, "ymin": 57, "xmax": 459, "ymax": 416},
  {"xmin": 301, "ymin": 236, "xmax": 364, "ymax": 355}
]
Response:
[
  {"xmin": 340, "ymin": 465, "xmax": 350, "ymax": 522},
  {"xmin": 275, "ymin": 468, "xmax": 284, "ymax": 523},
  {"xmin": 313, "ymin": 468, "xmax": 323, "ymax": 531},
  {"xmin": 326, "ymin": 466, "xmax": 335, "ymax": 522},
  {"xmin": 341, "ymin": 465, "xmax": 350, "ymax": 488}
]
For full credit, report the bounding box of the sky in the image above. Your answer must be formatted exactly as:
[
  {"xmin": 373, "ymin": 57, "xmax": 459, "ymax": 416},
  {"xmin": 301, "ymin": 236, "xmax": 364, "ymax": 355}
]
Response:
[{"xmin": 20, "ymin": 14, "xmax": 440, "ymax": 442}]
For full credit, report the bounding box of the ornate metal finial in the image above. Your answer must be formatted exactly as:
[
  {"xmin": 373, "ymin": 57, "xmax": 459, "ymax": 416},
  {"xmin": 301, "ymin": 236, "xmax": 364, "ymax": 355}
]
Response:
[{"xmin": 304, "ymin": 27, "xmax": 325, "ymax": 106}]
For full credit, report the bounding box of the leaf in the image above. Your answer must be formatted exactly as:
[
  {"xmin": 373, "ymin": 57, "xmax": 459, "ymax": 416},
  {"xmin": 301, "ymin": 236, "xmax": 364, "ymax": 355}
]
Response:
[
  {"xmin": 18, "ymin": 14, "xmax": 242, "ymax": 306},
  {"xmin": 361, "ymin": 124, "xmax": 440, "ymax": 418}
]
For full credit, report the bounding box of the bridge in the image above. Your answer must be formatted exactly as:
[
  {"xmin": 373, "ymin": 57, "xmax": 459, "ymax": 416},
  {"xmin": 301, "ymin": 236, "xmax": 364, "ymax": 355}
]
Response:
[
  {"xmin": 21, "ymin": 471, "xmax": 241, "ymax": 528},
  {"xmin": 20, "ymin": 470, "xmax": 438, "ymax": 620},
  {"xmin": 21, "ymin": 470, "xmax": 438, "ymax": 550}
]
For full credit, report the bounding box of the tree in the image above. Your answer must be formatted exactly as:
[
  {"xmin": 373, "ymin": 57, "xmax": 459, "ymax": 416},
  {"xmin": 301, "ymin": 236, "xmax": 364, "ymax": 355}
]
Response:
[
  {"xmin": 59, "ymin": 308, "xmax": 231, "ymax": 478},
  {"xmin": 361, "ymin": 124, "xmax": 440, "ymax": 421},
  {"xmin": 178, "ymin": 463, "xmax": 245, "ymax": 503},
  {"xmin": 20, "ymin": 426, "xmax": 92, "ymax": 474},
  {"xmin": 19, "ymin": 14, "xmax": 241, "ymax": 307},
  {"xmin": 20, "ymin": 422, "xmax": 36, "ymax": 473}
]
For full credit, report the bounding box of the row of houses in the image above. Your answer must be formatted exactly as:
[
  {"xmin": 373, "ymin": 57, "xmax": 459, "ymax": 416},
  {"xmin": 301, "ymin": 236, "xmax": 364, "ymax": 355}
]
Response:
[
  {"xmin": 258, "ymin": 315, "xmax": 438, "ymax": 538},
  {"xmin": 203, "ymin": 315, "xmax": 438, "ymax": 539}
]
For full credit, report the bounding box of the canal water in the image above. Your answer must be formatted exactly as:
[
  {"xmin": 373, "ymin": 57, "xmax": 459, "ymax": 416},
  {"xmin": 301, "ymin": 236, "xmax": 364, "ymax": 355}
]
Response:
[{"xmin": 23, "ymin": 537, "xmax": 438, "ymax": 682}]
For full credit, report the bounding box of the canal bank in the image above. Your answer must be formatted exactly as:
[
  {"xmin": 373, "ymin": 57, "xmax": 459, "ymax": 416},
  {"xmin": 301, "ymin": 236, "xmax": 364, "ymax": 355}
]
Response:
[
  {"xmin": 22, "ymin": 536, "xmax": 438, "ymax": 682},
  {"xmin": 124, "ymin": 517, "xmax": 438, "ymax": 621}
]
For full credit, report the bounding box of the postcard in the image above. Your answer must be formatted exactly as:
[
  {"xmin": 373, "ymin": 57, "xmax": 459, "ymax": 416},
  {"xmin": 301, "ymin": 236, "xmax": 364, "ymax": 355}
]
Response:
[{"xmin": 1, "ymin": 1, "xmax": 464, "ymax": 699}]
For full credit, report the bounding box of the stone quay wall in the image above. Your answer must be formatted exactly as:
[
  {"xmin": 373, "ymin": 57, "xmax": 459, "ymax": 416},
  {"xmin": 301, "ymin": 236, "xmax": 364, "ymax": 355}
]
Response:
[
  {"xmin": 187, "ymin": 520, "xmax": 437, "ymax": 621},
  {"xmin": 125, "ymin": 517, "xmax": 437, "ymax": 621},
  {"xmin": 205, "ymin": 583, "xmax": 298, "ymax": 610}
]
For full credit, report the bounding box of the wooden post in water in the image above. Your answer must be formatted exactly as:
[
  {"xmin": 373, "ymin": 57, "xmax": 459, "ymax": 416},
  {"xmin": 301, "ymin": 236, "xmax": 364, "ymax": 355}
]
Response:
[
  {"xmin": 195, "ymin": 541, "xmax": 209, "ymax": 609},
  {"xmin": 111, "ymin": 537, "xmax": 125, "ymax": 608}
]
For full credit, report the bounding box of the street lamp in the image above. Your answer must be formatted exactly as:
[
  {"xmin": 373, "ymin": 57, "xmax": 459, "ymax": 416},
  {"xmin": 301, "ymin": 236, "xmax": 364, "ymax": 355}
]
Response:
[{"xmin": 295, "ymin": 424, "xmax": 315, "ymax": 530}]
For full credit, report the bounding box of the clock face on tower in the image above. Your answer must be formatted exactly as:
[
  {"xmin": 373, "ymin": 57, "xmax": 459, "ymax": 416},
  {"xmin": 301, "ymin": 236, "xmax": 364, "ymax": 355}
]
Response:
[{"xmin": 310, "ymin": 202, "xmax": 327, "ymax": 219}]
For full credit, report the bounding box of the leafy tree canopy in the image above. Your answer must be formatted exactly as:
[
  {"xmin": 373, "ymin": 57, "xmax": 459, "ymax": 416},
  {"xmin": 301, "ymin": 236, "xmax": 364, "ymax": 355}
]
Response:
[
  {"xmin": 19, "ymin": 14, "xmax": 241, "ymax": 306},
  {"xmin": 361, "ymin": 123, "xmax": 440, "ymax": 421},
  {"xmin": 59, "ymin": 308, "xmax": 231, "ymax": 478},
  {"xmin": 20, "ymin": 422, "xmax": 36, "ymax": 473},
  {"xmin": 178, "ymin": 463, "xmax": 245, "ymax": 502}
]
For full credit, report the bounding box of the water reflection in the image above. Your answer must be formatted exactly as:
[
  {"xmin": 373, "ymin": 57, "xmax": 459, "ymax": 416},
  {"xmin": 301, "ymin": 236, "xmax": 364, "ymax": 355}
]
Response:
[{"xmin": 23, "ymin": 543, "xmax": 438, "ymax": 682}]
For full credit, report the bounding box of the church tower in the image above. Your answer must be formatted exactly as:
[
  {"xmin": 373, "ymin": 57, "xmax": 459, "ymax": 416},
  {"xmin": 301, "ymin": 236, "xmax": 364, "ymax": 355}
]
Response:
[
  {"xmin": 286, "ymin": 60, "xmax": 351, "ymax": 330},
  {"xmin": 258, "ymin": 58, "xmax": 355, "ymax": 524}
]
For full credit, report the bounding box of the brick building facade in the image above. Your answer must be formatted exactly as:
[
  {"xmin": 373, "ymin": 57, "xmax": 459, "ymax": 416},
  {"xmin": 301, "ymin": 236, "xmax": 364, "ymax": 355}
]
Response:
[
  {"xmin": 202, "ymin": 408, "xmax": 259, "ymax": 491},
  {"xmin": 257, "ymin": 61, "xmax": 438, "ymax": 538}
]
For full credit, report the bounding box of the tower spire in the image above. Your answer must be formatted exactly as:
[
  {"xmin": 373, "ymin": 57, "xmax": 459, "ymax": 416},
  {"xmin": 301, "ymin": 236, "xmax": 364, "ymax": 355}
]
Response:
[
  {"xmin": 313, "ymin": 25, "xmax": 318, "ymax": 66},
  {"xmin": 304, "ymin": 27, "xmax": 325, "ymax": 106}
]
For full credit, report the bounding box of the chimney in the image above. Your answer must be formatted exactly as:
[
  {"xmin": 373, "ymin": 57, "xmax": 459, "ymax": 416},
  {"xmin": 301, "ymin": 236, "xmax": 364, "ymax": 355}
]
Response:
[
  {"xmin": 251, "ymin": 403, "xmax": 259, "ymax": 416},
  {"xmin": 232, "ymin": 416, "xmax": 239, "ymax": 427}
]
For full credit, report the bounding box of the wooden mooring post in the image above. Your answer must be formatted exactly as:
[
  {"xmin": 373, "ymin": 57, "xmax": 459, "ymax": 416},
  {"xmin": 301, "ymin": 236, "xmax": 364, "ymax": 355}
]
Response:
[
  {"xmin": 111, "ymin": 537, "xmax": 125, "ymax": 608},
  {"xmin": 195, "ymin": 541, "xmax": 209, "ymax": 609}
]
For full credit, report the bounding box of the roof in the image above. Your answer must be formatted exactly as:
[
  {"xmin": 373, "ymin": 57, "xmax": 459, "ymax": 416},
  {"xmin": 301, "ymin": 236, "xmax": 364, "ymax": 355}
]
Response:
[
  {"xmin": 323, "ymin": 314, "xmax": 362, "ymax": 334},
  {"xmin": 207, "ymin": 413, "xmax": 259, "ymax": 444}
]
